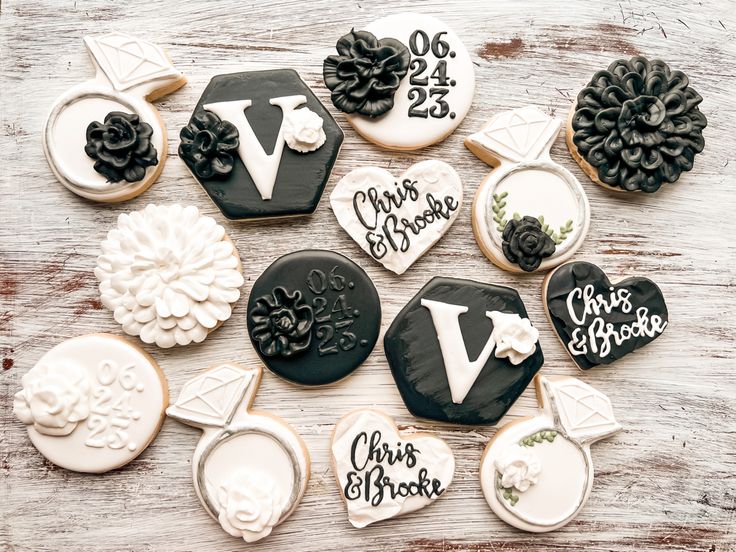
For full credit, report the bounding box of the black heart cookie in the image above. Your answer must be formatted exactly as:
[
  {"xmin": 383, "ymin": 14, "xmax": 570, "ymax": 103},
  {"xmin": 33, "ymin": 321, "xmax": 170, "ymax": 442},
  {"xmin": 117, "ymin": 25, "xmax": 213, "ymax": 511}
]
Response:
[{"xmin": 543, "ymin": 261, "xmax": 668, "ymax": 370}]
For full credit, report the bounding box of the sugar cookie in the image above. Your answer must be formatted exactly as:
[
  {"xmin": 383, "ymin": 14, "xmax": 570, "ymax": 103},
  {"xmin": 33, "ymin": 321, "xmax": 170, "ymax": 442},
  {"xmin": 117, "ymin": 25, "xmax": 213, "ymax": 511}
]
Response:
[
  {"xmin": 43, "ymin": 33, "xmax": 186, "ymax": 202},
  {"xmin": 13, "ymin": 334, "xmax": 168, "ymax": 473},
  {"xmin": 331, "ymin": 409, "xmax": 455, "ymax": 528},
  {"xmin": 95, "ymin": 204, "xmax": 244, "ymax": 348},
  {"xmin": 167, "ymin": 363, "xmax": 310, "ymax": 543},
  {"xmin": 567, "ymin": 56, "xmax": 707, "ymax": 193},
  {"xmin": 480, "ymin": 375, "xmax": 621, "ymax": 532}
]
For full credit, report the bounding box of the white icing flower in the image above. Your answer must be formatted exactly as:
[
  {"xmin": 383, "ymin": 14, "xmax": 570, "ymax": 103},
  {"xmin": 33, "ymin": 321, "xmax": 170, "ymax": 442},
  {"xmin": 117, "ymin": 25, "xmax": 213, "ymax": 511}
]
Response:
[
  {"xmin": 495, "ymin": 444, "xmax": 541, "ymax": 493},
  {"xmin": 283, "ymin": 107, "xmax": 326, "ymax": 153},
  {"xmin": 217, "ymin": 470, "xmax": 284, "ymax": 543},
  {"xmin": 94, "ymin": 204, "xmax": 244, "ymax": 348},
  {"xmin": 489, "ymin": 311, "xmax": 539, "ymax": 365},
  {"xmin": 13, "ymin": 361, "xmax": 91, "ymax": 436}
]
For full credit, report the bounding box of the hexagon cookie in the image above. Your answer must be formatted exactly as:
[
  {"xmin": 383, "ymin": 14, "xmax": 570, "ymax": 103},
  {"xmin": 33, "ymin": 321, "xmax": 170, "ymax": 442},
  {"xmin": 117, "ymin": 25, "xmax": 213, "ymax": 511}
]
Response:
[
  {"xmin": 179, "ymin": 69, "xmax": 344, "ymax": 220},
  {"xmin": 384, "ymin": 277, "xmax": 544, "ymax": 425}
]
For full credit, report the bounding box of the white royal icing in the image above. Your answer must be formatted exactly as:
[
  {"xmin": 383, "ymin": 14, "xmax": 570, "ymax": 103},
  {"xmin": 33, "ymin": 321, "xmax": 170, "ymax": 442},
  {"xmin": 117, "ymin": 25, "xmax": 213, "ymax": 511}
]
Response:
[
  {"xmin": 466, "ymin": 107, "xmax": 590, "ymax": 272},
  {"xmin": 346, "ymin": 13, "xmax": 475, "ymax": 151},
  {"xmin": 480, "ymin": 376, "xmax": 621, "ymax": 532},
  {"xmin": 14, "ymin": 334, "xmax": 168, "ymax": 473},
  {"xmin": 217, "ymin": 469, "xmax": 284, "ymax": 543},
  {"xmin": 283, "ymin": 107, "xmax": 326, "ymax": 153},
  {"xmin": 330, "ymin": 160, "xmax": 463, "ymax": 274},
  {"xmin": 95, "ymin": 204, "xmax": 244, "ymax": 348},
  {"xmin": 421, "ymin": 299, "xmax": 539, "ymax": 404},
  {"xmin": 331, "ymin": 409, "xmax": 455, "ymax": 528}
]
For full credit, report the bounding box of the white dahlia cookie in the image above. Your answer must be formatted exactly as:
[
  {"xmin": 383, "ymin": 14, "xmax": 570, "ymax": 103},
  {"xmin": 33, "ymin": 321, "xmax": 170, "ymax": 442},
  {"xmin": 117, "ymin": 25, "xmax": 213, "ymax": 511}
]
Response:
[
  {"xmin": 95, "ymin": 204, "xmax": 244, "ymax": 348},
  {"xmin": 283, "ymin": 107, "xmax": 326, "ymax": 153}
]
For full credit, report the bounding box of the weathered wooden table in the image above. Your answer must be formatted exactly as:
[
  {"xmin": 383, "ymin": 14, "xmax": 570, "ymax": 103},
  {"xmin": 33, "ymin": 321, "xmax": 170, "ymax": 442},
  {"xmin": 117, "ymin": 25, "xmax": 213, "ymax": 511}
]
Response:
[{"xmin": 2, "ymin": 1, "xmax": 734, "ymax": 550}]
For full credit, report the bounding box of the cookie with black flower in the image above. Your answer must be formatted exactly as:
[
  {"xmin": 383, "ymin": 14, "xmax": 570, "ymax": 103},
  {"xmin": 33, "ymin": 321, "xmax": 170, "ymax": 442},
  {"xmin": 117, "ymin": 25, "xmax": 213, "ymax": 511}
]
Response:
[
  {"xmin": 323, "ymin": 13, "xmax": 475, "ymax": 151},
  {"xmin": 567, "ymin": 56, "xmax": 707, "ymax": 193}
]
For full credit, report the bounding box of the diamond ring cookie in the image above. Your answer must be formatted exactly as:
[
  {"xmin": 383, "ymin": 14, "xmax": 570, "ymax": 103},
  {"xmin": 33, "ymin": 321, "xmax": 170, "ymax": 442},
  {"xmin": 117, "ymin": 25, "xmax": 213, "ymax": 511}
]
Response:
[
  {"xmin": 567, "ymin": 56, "xmax": 707, "ymax": 193},
  {"xmin": 13, "ymin": 334, "xmax": 168, "ymax": 473},
  {"xmin": 543, "ymin": 261, "xmax": 668, "ymax": 370},
  {"xmin": 95, "ymin": 204, "xmax": 245, "ymax": 348},
  {"xmin": 179, "ymin": 69, "xmax": 344, "ymax": 220},
  {"xmin": 324, "ymin": 13, "xmax": 475, "ymax": 151},
  {"xmin": 480, "ymin": 375, "xmax": 621, "ymax": 532},
  {"xmin": 167, "ymin": 363, "xmax": 310, "ymax": 543},
  {"xmin": 331, "ymin": 409, "xmax": 455, "ymax": 528},
  {"xmin": 247, "ymin": 250, "xmax": 381, "ymax": 386},
  {"xmin": 43, "ymin": 33, "xmax": 186, "ymax": 202},
  {"xmin": 465, "ymin": 107, "xmax": 590, "ymax": 273},
  {"xmin": 384, "ymin": 276, "xmax": 544, "ymax": 425},
  {"xmin": 330, "ymin": 160, "xmax": 463, "ymax": 275}
]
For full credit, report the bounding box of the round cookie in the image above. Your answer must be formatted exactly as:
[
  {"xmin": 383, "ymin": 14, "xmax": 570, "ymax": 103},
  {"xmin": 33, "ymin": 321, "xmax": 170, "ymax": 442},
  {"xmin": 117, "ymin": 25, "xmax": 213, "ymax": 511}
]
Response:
[
  {"xmin": 13, "ymin": 333, "xmax": 168, "ymax": 473},
  {"xmin": 323, "ymin": 13, "xmax": 475, "ymax": 151},
  {"xmin": 567, "ymin": 56, "xmax": 707, "ymax": 193},
  {"xmin": 95, "ymin": 204, "xmax": 244, "ymax": 348},
  {"xmin": 43, "ymin": 32, "xmax": 186, "ymax": 202},
  {"xmin": 247, "ymin": 250, "xmax": 381, "ymax": 386},
  {"xmin": 167, "ymin": 363, "xmax": 310, "ymax": 543}
]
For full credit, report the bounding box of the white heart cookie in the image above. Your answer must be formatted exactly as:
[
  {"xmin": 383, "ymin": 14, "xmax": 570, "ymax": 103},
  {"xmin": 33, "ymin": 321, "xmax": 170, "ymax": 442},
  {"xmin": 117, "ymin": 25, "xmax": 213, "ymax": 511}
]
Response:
[
  {"xmin": 331, "ymin": 409, "xmax": 455, "ymax": 528},
  {"xmin": 330, "ymin": 160, "xmax": 463, "ymax": 275}
]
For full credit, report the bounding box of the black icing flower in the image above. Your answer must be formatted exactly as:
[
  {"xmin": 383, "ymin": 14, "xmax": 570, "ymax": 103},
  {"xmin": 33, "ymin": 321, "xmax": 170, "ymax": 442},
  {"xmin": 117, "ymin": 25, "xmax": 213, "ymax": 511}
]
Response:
[
  {"xmin": 502, "ymin": 216, "xmax": 556, "ymax": 272},
  {"xmin": 323, "ymin": 29, "xmax": 411, "ymax": 117},
  {"xmin": 249, "ymin": 287, "xmax": 314, "ymax": 358},
  {"xmin": 572, "ymin": 56, "xmax": 707, "ymax": 193},
  {"xmin": 85, "ymin": 111, "xmax": 157, "ymax": 183},
  {"xmin": 179, "ymin": 112, "xmax": 240, "ymax": 179}
]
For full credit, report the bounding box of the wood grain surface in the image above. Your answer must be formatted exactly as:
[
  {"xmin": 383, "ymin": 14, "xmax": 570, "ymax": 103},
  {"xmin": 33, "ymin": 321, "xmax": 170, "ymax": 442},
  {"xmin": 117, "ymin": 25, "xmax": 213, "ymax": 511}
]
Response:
[{"xmin": 1, "ymin": 1, "xmax": 735, "ymax": 550}]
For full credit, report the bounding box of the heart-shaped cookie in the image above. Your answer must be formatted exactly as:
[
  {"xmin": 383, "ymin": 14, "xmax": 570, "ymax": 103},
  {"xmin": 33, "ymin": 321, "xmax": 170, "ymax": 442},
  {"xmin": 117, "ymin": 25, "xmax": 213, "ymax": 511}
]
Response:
[
  {"xmin": 331, "ymin": 409, "xmax": 455, "ymax": 528},
  {"xmin": 330, "ymin": 160, "xmax": 463, "ymax": 275},
  {"xmin": 543, "ymin": 261, "xmax": 668, "ymax": 370}
]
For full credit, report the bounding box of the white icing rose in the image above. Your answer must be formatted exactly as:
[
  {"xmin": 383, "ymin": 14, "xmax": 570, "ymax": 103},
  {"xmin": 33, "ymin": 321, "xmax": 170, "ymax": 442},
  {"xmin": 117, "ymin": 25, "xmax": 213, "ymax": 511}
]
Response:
[
  {"xmin": 489, "ymin": 311, "xmax": 539, "ymax": 365},
  {"xmin": 283, "ymin": 107, "xmax": 326, "ymax": 153},
  {"xmin": 217, "ymin": 470, "xmax": 284, "ymax": 543},
  {"xmin": 94, "ymin": 204, "xmax": 245, "ymax": 348},
  {"xmin": 495, "ymin": 444, "xmax": 541, "ymax": 493},
  {"xmin": 13, "ymin": 361, "xmax": 91, "ymax": 436}
]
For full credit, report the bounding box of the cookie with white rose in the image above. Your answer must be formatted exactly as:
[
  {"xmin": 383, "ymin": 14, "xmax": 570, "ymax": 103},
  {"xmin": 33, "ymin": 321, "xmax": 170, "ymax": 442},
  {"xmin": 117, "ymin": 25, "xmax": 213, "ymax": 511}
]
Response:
[
  {"xmin": 13, "ymin": 334, "xmax": 168, "ymax": 473},
  {"xmin": 167, "ymin": 363, "xmax": 310, "ymax": 543},
  {"xmin": 480, "ymin": 375, "xmax": 621, "ymax": 532},
  {"xmin": 94, "ymin": 204, "xmax": 244, "ymax": 348}
]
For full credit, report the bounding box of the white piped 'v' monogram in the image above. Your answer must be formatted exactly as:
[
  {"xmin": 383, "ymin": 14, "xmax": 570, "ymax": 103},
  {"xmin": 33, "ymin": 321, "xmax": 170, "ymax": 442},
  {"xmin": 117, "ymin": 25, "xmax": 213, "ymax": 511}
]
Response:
[
  {"xmin": 204, "ymin": 95, "xmax": 306, "ymax": 200},
  {"xmin": 421, "ymin": 298, "xmax": 496, "ymax": 404}
]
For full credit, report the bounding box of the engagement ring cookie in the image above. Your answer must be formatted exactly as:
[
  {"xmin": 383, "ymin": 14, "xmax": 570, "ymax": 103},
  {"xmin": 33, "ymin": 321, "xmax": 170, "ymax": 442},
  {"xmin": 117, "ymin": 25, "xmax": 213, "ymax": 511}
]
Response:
[
  {"xmin": 568, "ymin": 56, "xmax": 707, "ymax": 192},
  {"xmin": 179, "ymin": 69, "xmax": 344, "ymax": 220},
  {"xmin": 384, "ymin": 277, "xmax": 544, "ymax": 425},
  {"xmin": 480, "ymin": 375, "xmax": 621, "ymax": 532},
  {"xmin": 95, "ymin": 204, "xmax": 244, "ymax": 348},
  {"xmin": 543, "ymin": 261, "xmax": 668, "ymax": 370},
  {"xmin": 330, "ymin": 160, "xmax": 463, "ymax": 274},
  {"xmin": 43, "ymin": 33, "xmax": 186, "ymax": 202},
  {"xmin": 324, "ymin": 13, "xmax": 475, "ymax": 151},
  {"xmin": 331, "ymin": 409, "xmax": 455, "ymax": 528},
  {"xmin": 247, "ymin": 250, "xmax": 381, "ymax": 386},
  {"xmin": 13, "ymin": 334, "xmax": 168, "ymax": 473},
  {"xmin": 167, "ymin": 364, "xmax": 309, "ymax": 543},
  {"xmin": 466, "ymin": 107, "xmax": 590, "ymax": 273}
]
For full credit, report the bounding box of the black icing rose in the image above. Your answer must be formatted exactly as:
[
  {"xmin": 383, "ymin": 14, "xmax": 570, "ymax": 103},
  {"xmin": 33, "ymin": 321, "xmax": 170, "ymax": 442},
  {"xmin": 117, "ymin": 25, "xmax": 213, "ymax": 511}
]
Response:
[
  {"xmin": 502, "ymin": 216, "xmax": 556, "ymax": 272},
  {"xmin": 572, "ymin": 56, "xmax": 707, "ymax": 193},
  {"xmin": 85, "ymin": 111, "xmax": 157, "ymax": 183},
  {"xmin": 179, "ymin": 112, "xmax": 240, "ymax": 179},
  {"xmin": 323, "ymin": 29, "xmax": 411, "ymax": 117},
  {"xmin": 249, "ymin": 287, "xmax": 314, "ymax": 358}
]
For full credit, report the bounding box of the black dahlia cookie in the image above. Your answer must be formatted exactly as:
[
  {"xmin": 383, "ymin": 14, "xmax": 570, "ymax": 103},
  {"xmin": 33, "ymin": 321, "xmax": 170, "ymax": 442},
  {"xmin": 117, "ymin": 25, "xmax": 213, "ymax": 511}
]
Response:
[
  {"xmin": 567, "ymin": 56, "xmax": 707, "ymax": 193},
  {"xmin": 179, "ymin": 69, "xmax": 344, "ymax": 220},
  {"xmin": 247, "ymin": 250, "xmax": 381, "ymax": 386}
]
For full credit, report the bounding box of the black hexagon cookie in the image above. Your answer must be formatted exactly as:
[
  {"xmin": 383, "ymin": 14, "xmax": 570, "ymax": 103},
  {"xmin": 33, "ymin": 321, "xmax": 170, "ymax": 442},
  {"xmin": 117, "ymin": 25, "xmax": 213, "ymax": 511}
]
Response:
[
  {"xmin": 384, "ymin": 277, "xmax": 544, "ymax": 425},
  {"xmin": 179, "ymin": 69, "xmax": 344, "ymax": 220}
]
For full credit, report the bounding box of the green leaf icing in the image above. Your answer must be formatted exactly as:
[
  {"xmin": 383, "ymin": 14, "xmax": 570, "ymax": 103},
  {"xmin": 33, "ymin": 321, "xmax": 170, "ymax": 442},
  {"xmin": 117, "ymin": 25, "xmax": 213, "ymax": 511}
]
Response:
[{"xmin": 520, "ymin": 429, "xmax": 557, "ymax": 447}]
